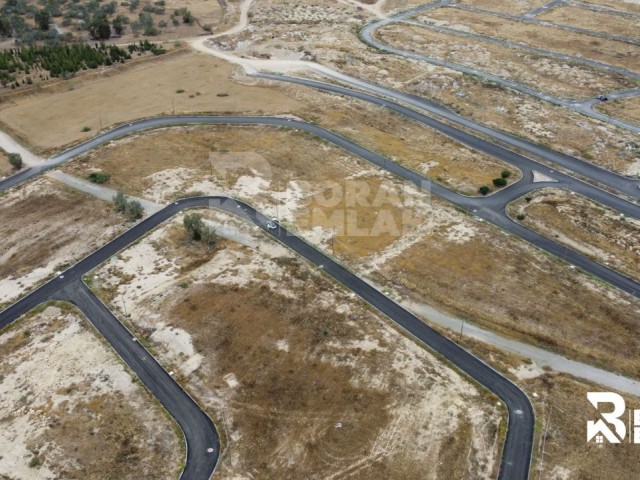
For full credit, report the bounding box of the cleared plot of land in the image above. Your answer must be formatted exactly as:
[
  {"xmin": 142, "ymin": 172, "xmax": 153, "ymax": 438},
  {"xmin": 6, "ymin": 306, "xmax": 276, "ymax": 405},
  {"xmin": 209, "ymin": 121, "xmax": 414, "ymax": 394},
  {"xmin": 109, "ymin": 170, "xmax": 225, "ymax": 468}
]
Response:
[
  {"xmin": 0, "ymin": 177, "xmax": 126, "ymax": 306},
  {"xmin": 0, "ymin": 51, "xmax": 301, "ymax": 152},
  {"xmin": 89, "ymin": 210, "xmax": 502, "ymax": 479},
  {"xmin": 0, "ymin": 304, "xmax": 180, "ymax": 479},
  {"xmin": 596, "ymin": 95, "xmax": 640, "ymax": 126},
  {"xmin": 376, "ymin": 23, "xmax": 638, "ymax": 99},
  {"xmin": 359, "ymin": 200, "xmax": 640, "ymax": 379},
  {"xmin": 458, "ymin": 0, "xmax": 549, "ymax": 15},
  {"xmin": 419, "ymin": 8, "xmax": 639, "ymax": 72},
  {"xmin": 509, "ymin": 189, "xmax": 640, "ymax": 281},
  {"xmin": 539, "ymin": 4, "xmax": 640, "ymax": 38},
  {"xmin": 456, "ymin": 335, "xmax": 640, "ymax": 480}
]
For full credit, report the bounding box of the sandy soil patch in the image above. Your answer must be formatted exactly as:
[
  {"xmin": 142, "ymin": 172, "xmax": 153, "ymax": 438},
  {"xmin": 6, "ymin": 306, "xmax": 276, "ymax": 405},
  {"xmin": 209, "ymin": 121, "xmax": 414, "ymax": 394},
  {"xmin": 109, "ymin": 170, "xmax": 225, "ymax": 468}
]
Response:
[
  {"xmin": 422, "ymin": 7, "xmax": 639, "ymax": 72},
  {"xmin": 0, "ymin": 177, "xmax": 127, "ymax": 307},
  {"xmin": 539, "ymin": 4, "xmax": 640, "ymax": 38},
  {"xmin": 596, "ymin": 94, "xmax": 640, "ymax": 128},
  {"xmin": 0, "ymin": 52, "xmax": 301, "ymax": 152},
  {"xmin": 376, "ymin": 23, "xmax": 638, "ymax": 99},
  {"xmin": 89, "ymin": 209, "xmax": 502, "ymax": 479},
  {"xmin": 510, "ymin": 188, "xmax": 640, "ymax": 281},
  {"xmin": 0, "ymin": 304, "xmax": 181, "ymax": 479}
]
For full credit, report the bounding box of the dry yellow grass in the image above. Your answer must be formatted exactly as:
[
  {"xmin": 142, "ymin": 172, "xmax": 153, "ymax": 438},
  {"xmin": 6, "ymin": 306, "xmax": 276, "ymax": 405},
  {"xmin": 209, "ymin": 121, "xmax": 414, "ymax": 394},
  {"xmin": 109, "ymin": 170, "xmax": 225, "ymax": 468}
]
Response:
[
  {"xmin": 368, "ymin": 197, "xmax": 640, "ymax": 379},
  {"xmin": 0, "ymin": 52, "xmax": 301, "ymax": 152},
  {"xmin": 510, "ymin": 189, "xmax": 640, "ymax": 281},
  {"xmin": 459, "ymin": 0, "xmax": 549, "ymax": 14},
  {"xmin": 539, "ymin": 4, "xmax": 640, "ymax": 38},
  {"xmin": 376, "ymin": 23, "xmax": 638, "ymax": 99},
  {"xmin": 422, "ymin": 8, "xmax": 639, "ymax": 72},
  {"xmin": 0, "ymin": 149, "xmax": 11, "ymax": 177},
  {"xmin": 596, "ymin": 95, "xmax": 640, "ymax": 125},
  {"xmin": 582, "ymin": 0, "xmax": 640, "ymax": 14},
  {"xmin": 91, "ymin": 216, "xmax": 503, "ymax": 479}
]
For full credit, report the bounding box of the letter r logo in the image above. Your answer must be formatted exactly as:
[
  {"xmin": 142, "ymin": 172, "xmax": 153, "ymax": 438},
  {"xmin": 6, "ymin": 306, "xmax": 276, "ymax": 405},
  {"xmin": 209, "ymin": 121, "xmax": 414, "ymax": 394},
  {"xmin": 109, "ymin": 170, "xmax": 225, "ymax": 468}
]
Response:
[{"xmin": 587, "ymin": 392, "xmax": 626, "ymax": 443}]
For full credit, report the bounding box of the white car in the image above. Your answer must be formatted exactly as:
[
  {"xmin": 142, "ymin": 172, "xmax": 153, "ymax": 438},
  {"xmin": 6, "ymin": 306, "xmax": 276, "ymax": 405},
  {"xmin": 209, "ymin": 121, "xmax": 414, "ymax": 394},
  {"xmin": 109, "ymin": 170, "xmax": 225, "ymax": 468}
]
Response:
[{"xmin": 266, "ymin": 221, "xmax": 277, "ymax": 230}]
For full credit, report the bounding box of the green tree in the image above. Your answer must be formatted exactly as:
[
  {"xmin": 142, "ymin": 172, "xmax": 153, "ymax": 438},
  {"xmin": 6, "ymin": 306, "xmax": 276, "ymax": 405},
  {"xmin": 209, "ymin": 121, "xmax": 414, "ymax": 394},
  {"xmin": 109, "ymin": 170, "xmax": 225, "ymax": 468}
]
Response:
[
  {"xmin": 183, "ymin": 212, "xmax": 204, "ymax": 240},
  {"xmin": 89, "ymin": 14, "xmax": 111, "ymax": 40},
  {"xmin": 34, "ymin": 10, "xmax": 50, "ymax": 31},
  {"xmin": 8, "ymin": 153, "xmax": 23, "ymax": 169},
  {"xmin": 112, "ymin": 15, "xmax": 128, "ymax": 35},
  {"xmin": 201, "ymin": 226, "xmax": 217, "ymax": 248},
  {"xmin": 501, "ymin": 170, "xmax": 512, "ymax": 179},
  {"xmin": 125, "ymin": 199, "xmax": 144, "ymax": 221},
  {"xmin": 492, "ymin": 177, "xmax": 507, "ymax": 188},
  {"xmin": 478, "ymin": 185, "xmax": 490, "ymax": 195}
]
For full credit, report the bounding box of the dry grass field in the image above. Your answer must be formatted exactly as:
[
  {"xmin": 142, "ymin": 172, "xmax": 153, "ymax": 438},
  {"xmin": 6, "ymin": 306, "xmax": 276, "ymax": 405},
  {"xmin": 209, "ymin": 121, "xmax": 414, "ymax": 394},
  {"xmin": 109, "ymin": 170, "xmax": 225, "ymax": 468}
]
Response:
[
  {"xmin": 0, "ymin": 51, "xmax": 301, "ymax": 152},
  {"xmin": 420, "ymin": 8, "xmax": 639, "ymax": 72},
  {"xmin": 597, "ymin": 95, "xmax": 640, "ymax": 126},
  {"xmin": 0, "ymin": 149, "xmax": 11, "ymax": 178},
  {"xmin": 376, "ymin": 23, "xmax": 638, "ymax": 99},
  {"xmin": 0, "ymin": 178, "xmax": 127, "ymax": 306},
  {"xmin": 581, "ymin": 0, "xmax": 640, "ymax": 15},
  {"xmin": 368, "ymin": 200, "xmax": 640, "ymax": 378},
  {"xmin": 88, "ymin": 210, "xmax": 503, "ymax": 479},
  {"xmin": 459, "ymin": 0, "xmax": 549, "ymax": 14},
  {"xmin": 0, "ymin": 304, "xmax": 181, "ymax": 479},
  {"xmin": 539, "ymin": 4, "xmax": 640, "ymax": 38},
  {"xmin": 510, "ymin": 189, "xmax": 640, "ymax": 281}
]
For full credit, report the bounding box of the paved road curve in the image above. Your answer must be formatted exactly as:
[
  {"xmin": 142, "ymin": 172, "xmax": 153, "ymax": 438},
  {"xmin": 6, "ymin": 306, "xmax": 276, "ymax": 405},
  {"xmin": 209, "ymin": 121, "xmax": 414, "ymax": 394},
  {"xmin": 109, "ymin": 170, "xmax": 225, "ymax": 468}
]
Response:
[{"xmin": 0, "ymin": 196, "xmax": 535, "ymax": 480}]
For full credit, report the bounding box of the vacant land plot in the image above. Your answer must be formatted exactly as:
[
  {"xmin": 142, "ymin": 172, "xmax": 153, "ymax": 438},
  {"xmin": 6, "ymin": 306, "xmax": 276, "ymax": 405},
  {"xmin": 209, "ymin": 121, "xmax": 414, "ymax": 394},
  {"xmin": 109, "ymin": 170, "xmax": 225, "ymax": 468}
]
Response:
[
  {"xmin": 539, "ymin": 4, "xmax": 640, "ymax": 38},
  {"xmin": 0, "ymin": 51, "xmax": 301, "ymax": 152},
  {"xmin": 376, "ymin": 23, "xmax": 638, "ymax": 99},
  {"xmin": 419, "ymin": 8, "xmax": 639, "ymax": 72},
  {"xmin": 0, "ymin": 177, "xmax": 126, "ymax": 306},
  {"xmin": 509, "ymin": 189, "xmax": 640, "ymax": 281},
  {"xmin": 0, "ymin": 304, "xmax": 180, "ymax": 479},
  {"xmin": 596, "ymin": 95, "xmax": 640, "ymax": 126},
  {"xmin": 458, "ymin": 0, "xmax": 549, "ymax": 15},
  {"xmin": 89, "ymin": 210, "xmax": 503, "ymax": 479},
  {"xmin": 453, "ymin": 334, "xmax": 640, "ymax": 480},
  {"xmin": 361, "ymin": 199, "xmax": 640, "ymax": 378}
]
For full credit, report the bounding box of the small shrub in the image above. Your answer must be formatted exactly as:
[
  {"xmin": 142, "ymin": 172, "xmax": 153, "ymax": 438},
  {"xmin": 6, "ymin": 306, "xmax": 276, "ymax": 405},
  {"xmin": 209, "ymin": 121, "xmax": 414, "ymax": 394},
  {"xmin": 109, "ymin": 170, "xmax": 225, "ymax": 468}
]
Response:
[
  {"xmin": 525, "ymin": 196, "xmax": 532, "ymax": 203},
  {"xmin": 125, "ymin": 199, "xmax": 144, "ymax": 221},
  {"xmin": 516, "ymin": 213, "xmax": 526, "ymax": 221},
  {"xmin": 501, "ymin": 170, "xmax": 512, "ymax": 179},
  {"xmin": 216, "ymin": 92, "xmax": 229, "ymax": 97},
  {"xmin": 8, "ymin": 153, "xmax": 23, "ymax": 170},
  {"xmin": 176, "ymin": 89, "xmax": 185, "ymax": 93},
  {"xmin": 82, "ymin": 126, "xmax": 91, "ymax": 132},
  {"xmin": 88, "ymin": 172, "xmax": 110, "ymax": 183},
  {"xmin": 478, "ymin": 185, "xmax": 490, "ymax": 195},
  {"xmin": 28, "ymin": 457, "xmax": 40, "ymax": 468},
  {"xmin": 492, "ymin": 177, "xmax": 507, "ymax": 188}
]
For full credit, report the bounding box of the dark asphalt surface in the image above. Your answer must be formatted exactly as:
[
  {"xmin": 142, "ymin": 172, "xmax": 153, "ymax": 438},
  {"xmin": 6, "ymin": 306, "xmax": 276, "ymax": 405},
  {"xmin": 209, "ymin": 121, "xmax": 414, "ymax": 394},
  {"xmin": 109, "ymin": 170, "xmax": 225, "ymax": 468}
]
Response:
[{"xmin": 0, "ymin": 196, "xmax": 535, "ymax": 480}]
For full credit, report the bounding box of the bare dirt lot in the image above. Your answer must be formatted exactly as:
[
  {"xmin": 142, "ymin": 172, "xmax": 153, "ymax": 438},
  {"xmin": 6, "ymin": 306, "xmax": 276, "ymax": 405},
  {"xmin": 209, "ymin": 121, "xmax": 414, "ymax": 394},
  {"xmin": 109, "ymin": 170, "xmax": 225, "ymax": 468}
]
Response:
[
  {"xmin": 510, "ymin": 188, "xmax": 640, "ymax": 281},
  {"xmin": 376, "ymin": 23, "xmax": 638, "ymax": 99},
  {"xmin": 0, "ymin": 51, "xmax": 301, "ymax": 152},
  {"xmin": 419, "ymin": 7, "xmax": 640, "ymax": 72},
  {"xmin": 0, "ymin": 177, "xmax": 127, "ymax": 307},
  {"xmin": 89, "ymin": 210, "xmax": 503, "ymax": 479},
  {"xmin": 596, "ymin": 95, "xmax": 640, "ymax": 126},
  {"xmin": 0, "ymin": 303, "xmax": 181, "ymax": 479},
  {"xmin": 539, "ymin": 4, "xmax": 640, "ymax": 39}
]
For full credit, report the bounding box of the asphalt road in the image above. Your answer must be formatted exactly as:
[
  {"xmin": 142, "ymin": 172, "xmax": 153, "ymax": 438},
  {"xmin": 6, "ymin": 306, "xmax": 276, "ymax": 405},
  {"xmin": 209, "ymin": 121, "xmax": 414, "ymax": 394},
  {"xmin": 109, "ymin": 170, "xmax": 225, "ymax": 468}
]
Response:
[
  {"xmin": 0, "ymin": 196, "xmax": 535, "ymax": 480},
  {"xmin": 359, "ymin": 0, "xmax": 640, "ymax": 133}
]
